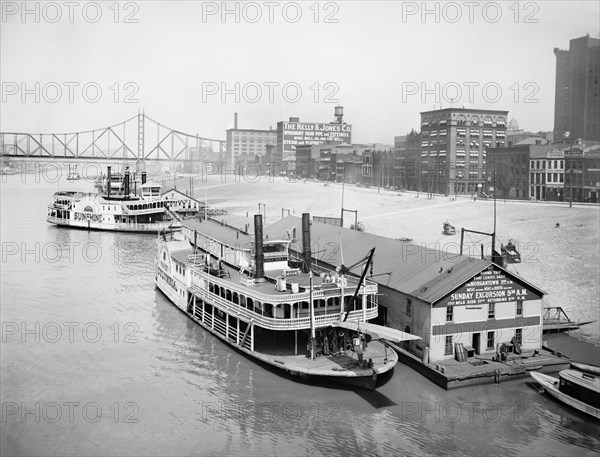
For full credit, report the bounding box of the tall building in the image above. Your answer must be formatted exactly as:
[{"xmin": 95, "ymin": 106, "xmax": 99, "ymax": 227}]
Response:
[
  {"xmin": 394, "ymin": 130, "xmax": 421, "ymax": 191},
  {"xmin": 226, "ymin": 113, "xmax": 277, "ymax": 166},
  {"xmin": 420, "ymin": 108, "xmax": 508, "ymax": 195},
  {"xmin": 554, "ymin": 35, "xmax": 600, "ymax": 142}
]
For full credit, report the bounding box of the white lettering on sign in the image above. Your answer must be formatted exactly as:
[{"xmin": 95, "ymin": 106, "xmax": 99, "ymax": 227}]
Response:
[{"xmin": 446, "ymin": 269, "xmax": 536, "ymax": 306}]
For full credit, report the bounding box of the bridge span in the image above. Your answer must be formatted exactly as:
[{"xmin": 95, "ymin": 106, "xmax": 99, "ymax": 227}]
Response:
[{"xmin": 0, "ymin": 113, "xmax": 226, "ymax": 164}]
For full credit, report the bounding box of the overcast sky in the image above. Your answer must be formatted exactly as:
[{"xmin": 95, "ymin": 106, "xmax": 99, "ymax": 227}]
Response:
[{"xmin": 1, "ymin": 1, "xmax": 599, "ymax": 144}]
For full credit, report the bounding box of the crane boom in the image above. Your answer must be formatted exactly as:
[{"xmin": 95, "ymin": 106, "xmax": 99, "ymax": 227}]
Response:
[{"xmin": 341, "ymin": 247, "xmax": 376, "ymax": 322}]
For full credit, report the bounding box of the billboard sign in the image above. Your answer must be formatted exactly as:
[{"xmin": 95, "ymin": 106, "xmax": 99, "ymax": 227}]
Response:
[
  {"xmin": 440, "ymin": 266, "xmax": 541, "ymax": 307},
  {"xmin": 279, "ymin": 122, "xmax": 352, "ymax": 160}
]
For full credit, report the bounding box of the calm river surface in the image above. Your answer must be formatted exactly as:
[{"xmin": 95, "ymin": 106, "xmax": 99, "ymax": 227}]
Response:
[{"xmin": 1, "ymin": 173, "xmax": 599, "ymax": 456}]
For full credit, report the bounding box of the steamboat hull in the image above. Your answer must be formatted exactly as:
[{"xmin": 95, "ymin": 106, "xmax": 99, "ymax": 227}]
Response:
[{"xmin": 47, "ymin": 216, "xmax": 181, "ymax": 234}]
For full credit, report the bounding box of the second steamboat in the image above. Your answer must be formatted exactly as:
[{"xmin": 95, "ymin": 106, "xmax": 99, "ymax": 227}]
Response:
[{"xmin": 47, "ymin": 166, "xmax": 203, "ymax": 233}]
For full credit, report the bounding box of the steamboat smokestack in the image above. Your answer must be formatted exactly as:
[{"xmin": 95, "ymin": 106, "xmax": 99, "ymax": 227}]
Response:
[
  {"xmin": 124, "ymin": 170, "xmax": 130, "ymax": 197},
  {"xmin": 254, "ymin": 214, "xmax": 265, "ymax": 280},
  {"xmin": 107, "ymin": 166, "xmax": 111, "ymax": 198},
  {"xmin": 141, "ymin": 171, "xmax": 147, "ymax": 185},
  {"xmin": 302, "ymin": 213, "xmax": 311, "ymax": 273}
]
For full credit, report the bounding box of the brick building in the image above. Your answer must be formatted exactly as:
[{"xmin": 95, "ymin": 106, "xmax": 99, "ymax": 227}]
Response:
[{"xmin": 420, "ymin": 108, "xmax": 508, "ymax": 195}]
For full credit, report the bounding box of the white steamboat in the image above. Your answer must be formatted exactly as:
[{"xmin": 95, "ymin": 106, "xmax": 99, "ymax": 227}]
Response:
[{"xmin": 47, "ymin": 166, "xmax": 199, "ymax": 233}]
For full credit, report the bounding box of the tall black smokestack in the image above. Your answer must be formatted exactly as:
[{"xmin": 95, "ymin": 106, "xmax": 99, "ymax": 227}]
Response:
[
  {"xmin": 302, "ymin": 213, "xmax": 311, "ymax": 273},
  {"xmin": 107, "ymin": 166, "xmax": 111, "ymax": 198},
  {"xmin": 141, "ymin": 171, "xmax": 147, "ymax": 185},
  {"xmin": 254, "ymin": 214, "xmax": 264, "ymax": 280},
  {"xmin": 124, "ymin": 170, "xmax": 130, "ymax": 197},
  {"xmin": 234, "ymin": 112, "xmax": 238, "ymax": 130}
]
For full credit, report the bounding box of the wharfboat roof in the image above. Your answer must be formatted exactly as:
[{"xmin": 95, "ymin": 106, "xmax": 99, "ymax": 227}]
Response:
[
  {"xmin": 184, "ymin": 219, "xmax": 254, "ymax": 251},
  {"xmin": 266, "ymin": 216, "xmax": 545, "ymax": 305}
]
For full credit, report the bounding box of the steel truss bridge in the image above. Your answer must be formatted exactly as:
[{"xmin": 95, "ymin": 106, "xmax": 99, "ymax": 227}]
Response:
[{"xmin": 0, "ymin": 113, "xmax": 226, "ymax": 165}]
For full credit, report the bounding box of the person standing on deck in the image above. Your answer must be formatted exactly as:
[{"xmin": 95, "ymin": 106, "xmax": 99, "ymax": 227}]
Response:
[
  {"xmin": 354, "ymin": 334, "xmax": 364, "ymax": 365},
  {"xmin": 332, "ymin": 330, "xmax": 339, "ymax": 354}
]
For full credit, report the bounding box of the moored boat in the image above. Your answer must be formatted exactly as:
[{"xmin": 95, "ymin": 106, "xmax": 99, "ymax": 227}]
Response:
[
  {"xmin": 531, "ymin": 369, "xmax": 600, "ymax": 419},
  {"xmin": 570, "ymin": 362, "xmax": 600, "ymax": 376},
  {"xmin": 154, "ymin": 213, "xmax": 419, "ymax": 389},
  {"xmin": 47, "ymin": 166, "xmax": 202, "ymax": 233}
]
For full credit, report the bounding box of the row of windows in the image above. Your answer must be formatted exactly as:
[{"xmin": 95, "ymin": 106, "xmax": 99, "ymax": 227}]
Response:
[
  {"xmin": 529, "ymin": 173, "xmax": 565, "ymax": 184},
  {"xmin": 233, "ymin": 134, "xmax": 275, "ymax": 137},
  {"xmin": 206, "ymin": 281, "xmax": 376, "ymax": 318},
  {"xmin": 423, "ymin": 117, "xmax": 506, "ymax": 128},
  {"xmin": 530, "ymin": 160, "xmax": 565, "ymax": 170},
  {"xmin": 174, "ymin": 262, "xmax": 186, "ymax": 276}
]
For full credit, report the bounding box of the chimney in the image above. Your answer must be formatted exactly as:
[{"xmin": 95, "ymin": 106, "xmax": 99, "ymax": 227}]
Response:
[
  {"xmin": 141, "ymin": 171, "xmax": 147, "ymax": 185},
  {"xmin": 254, "ymin": 214, "xmax": 265, "ymax": 280},
  {"xmin": 124, "ymin": 170, "xmax": 130, "ymax": 197},
  {"xmin": 302, "ymin": 213, "xmax": 311, "ymax": 273},
  {"xmin": 107, "ymin": 166, "xmax": 111, "ymax": 198},
  {"xmin": 234, "ymin": 113, "xmax": 238, "ymax": 130}
]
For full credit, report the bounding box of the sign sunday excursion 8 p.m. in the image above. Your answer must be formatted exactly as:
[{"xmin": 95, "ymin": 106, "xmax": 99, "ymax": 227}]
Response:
[
  {"xmin": 443, "ymin": 268, "xmax": 540, "ymax": 308},
  {"xmin": 282, "ymin": 122, "xmax": 352, "ymax": 151}
]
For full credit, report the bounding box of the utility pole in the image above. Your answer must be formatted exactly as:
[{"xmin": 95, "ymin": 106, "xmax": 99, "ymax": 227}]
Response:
[
  {"xmin": 340, "ymin": 163, "xmax": 345, "ymax": 227},
  {"xmin": 493, "ymin": 166, "xmax": 497, "ymax": 236}
]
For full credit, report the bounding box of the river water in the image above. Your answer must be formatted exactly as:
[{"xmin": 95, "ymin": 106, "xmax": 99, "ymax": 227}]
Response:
[{"xmin": 1, "ymin": 173, "xmax": 599, "ymax": 456}]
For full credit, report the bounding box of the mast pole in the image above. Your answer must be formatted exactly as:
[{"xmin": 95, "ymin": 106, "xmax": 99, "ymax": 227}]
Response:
[
  {"xmin": 339, "ymin": 233, "xmax": 345, "ymax": 321},
  {"xmin": 340, "ymin": 164, "xmax": 345, "ymax": 227}
]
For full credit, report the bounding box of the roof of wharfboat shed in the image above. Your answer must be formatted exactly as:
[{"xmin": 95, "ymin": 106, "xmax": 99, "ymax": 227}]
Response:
[
  {"xmin": 265, "ymin": 216, "xmax": 544, "ymax": 305},
  {"xmin": 183, "ymin": 219, "xmax": 254, "ymax": 251},
  {"xmin": 161, "ymin": 188, "xmax": 205, "ymax": 204},
  {"xmin": 207, "ymin": 215, "xmax": 254, "ymax": 234}
]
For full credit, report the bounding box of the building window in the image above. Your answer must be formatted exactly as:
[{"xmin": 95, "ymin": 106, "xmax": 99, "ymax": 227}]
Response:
[
  {"xmin": 516, "ymin": 300, "xmax": 523, "ymax": 316},
  {"xmin": 515, "ymin": 328, "xmax": 523, "ymax": 345},
  {"xmin": 446, "ymin": 306, "xmax": 454, "ymax": 322},
  {"xmin": 487, "ymin": 331, "xmax": 495, "ymax": 349},
  {"xmin": 488, "ymin": 303, "xmax": 495, "ymax": 319},
  {"xmin": 445, "ymin": 336, "xmax": 453, "ymax": 355},
  {"xmin": 406, "ymin": 298, "xmax": 412, "ymax": 316}
]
